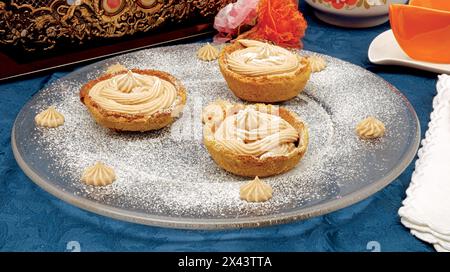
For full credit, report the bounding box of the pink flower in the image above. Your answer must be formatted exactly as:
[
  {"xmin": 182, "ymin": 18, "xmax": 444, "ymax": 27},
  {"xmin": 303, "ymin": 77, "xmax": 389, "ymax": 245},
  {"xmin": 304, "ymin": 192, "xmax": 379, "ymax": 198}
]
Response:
[{"xmin": 213, "ymin": 0, "xmax": 259, "ymax": 37}]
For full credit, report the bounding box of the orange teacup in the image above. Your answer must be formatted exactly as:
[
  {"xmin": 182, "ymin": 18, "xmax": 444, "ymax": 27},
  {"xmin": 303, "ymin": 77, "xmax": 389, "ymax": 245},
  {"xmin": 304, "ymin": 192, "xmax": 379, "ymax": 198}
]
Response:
[{"xmin": 390, "ymin": 0, "xmax": 450, "ymax": 63}]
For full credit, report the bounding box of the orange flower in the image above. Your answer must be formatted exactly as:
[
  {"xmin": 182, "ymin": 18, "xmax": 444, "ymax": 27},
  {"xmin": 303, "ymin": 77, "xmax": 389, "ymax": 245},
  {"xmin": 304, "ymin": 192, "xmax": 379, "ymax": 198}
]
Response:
[{"xmin": 241, "ymin": 0, "xmax": 307, "ymax": 49}]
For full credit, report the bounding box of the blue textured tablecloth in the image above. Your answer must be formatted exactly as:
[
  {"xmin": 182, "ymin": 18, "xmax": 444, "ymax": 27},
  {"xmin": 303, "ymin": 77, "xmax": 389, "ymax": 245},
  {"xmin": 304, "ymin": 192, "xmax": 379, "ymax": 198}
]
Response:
[{"xmin": 0, "ymin": 3, "xmax": 438, "ymax": 251}]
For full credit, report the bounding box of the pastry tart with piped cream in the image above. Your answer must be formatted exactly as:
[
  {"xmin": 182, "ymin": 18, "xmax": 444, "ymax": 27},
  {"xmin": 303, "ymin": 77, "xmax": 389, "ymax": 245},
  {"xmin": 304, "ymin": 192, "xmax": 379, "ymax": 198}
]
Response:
[
  {"xmin": 202, "ymin": 101, "xmax": 308, "ymax": 177},
  {"xmin": 218, "ymin": 39, "xmax": 311, "ymax": 103},
  {"xmin": 80, "ymin": 68, "xmax": 187, "ymax": 132}
]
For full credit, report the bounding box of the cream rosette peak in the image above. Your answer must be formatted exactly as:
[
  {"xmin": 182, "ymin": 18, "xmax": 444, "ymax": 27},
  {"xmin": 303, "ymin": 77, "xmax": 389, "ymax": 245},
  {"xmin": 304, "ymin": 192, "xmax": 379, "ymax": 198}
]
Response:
[
  {"xmin": 204, "ymin": 103, "xmax": 300, "ymax": 159},
  {"xmin": 226, "ymin": 39, "xmax": 304, "ymax": 77},
  {"xmin": 81, "ymin": 162, "xmax": 116, "ymax": 187},
  {"xmin": 197, "ymin": 43, "xmax": 220, "ymax": 61},
  {"xmin": 88, "ymin": 70, "xmax": 178, "ymax": 116},
  {"xmin": 35, "ymin": 106, "xmax": 65, "ymax": 128},
  {"xmin": 240, "ymin": 176, "xmax": 273, "ymax": 203},
  {"xmin": 356, "ymin": 116, "xmax": 386, "ymax": 140}
]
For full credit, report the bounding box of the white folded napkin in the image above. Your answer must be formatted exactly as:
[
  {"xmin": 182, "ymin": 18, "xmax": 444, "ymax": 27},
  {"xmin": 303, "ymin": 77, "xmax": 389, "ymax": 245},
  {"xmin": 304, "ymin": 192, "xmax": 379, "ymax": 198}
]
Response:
[{"xmin": 399, "ymin": 74, "xmax": 450, "ymax": 252}]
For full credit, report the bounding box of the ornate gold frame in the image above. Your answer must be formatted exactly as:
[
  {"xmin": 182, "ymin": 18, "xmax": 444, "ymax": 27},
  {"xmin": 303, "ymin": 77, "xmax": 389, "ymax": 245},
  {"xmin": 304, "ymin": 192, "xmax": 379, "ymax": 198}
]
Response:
[{"xmin": 0, "ymin": 0, "xmax": 234, "ymax": 52}]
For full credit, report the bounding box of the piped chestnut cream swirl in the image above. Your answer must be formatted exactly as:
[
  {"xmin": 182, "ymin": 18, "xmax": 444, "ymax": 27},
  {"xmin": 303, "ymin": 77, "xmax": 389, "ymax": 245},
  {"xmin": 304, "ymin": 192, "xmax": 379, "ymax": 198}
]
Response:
[
  {"xmin": 226, "ymin": 39, "xmax": 303, "ymax": 77},
  {"xmin": 213, "ymin": 106, "xmax": 299, "ymax": 158},
  {"xmin": 88, "ymin": 71, "xmax": 178, "ymax": 116}
]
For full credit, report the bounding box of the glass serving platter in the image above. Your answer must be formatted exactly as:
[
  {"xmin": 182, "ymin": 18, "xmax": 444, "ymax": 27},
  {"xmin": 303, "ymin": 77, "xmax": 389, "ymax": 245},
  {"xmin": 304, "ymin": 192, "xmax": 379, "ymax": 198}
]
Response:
[{"xmin": 12, "ymin": 44, "xmax": 420, "ymax": 229}]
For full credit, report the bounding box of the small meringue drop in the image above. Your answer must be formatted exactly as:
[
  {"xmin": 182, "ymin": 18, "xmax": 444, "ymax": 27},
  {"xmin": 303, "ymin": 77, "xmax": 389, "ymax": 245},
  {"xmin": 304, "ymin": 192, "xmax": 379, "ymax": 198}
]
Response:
[
  {"xmin": 197, "ymin": 43, "xmax": 220, "ymax": 61},
  {"xmin": 356, "ymin": 116, "xmax": 386, "ymax": 139},
  {"xmin": 240, "ymin": 176, "xmax": 273, "ymax": 202},
  {"xmin": 35, "ymin": 106, "xmax": 65, "ymax": 128},
  {"xmin": 105, "ymin": 63, "xmax": 128, "ymax": 75},
  {"xmin": 308, "ymin": 55, "xmax": 327, "ymax": 73},
  {"xmin": 81, "ymin": 162, "xmax": 116, "ymax": 186}
]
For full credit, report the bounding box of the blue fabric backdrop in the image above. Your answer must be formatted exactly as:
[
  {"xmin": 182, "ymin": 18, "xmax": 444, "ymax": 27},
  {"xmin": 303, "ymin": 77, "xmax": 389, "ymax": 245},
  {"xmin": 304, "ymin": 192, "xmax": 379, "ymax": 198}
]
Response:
[{"xmin": 0, "ymin": 3, "xmax": 438, "ymax": 251}]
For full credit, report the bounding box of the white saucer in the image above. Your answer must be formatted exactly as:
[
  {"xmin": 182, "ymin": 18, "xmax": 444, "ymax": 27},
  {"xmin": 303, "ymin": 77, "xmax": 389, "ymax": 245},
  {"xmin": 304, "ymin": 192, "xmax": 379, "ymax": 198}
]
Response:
[{"xmin": 368, "ymin": 30, "xmax": 450, "ymax": 74}]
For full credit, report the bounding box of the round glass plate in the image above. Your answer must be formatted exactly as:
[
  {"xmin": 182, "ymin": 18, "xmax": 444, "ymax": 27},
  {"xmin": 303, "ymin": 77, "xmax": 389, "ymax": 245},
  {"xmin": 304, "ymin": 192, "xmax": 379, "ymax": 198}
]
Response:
[{"xmin": 12, "ymin": 44, "xmax": 420, "ymax": 229}]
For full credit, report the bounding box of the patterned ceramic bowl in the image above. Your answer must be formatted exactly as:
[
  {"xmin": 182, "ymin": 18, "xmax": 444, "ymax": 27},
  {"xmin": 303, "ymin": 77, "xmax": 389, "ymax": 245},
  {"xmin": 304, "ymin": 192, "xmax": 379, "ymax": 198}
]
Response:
[{"xmin": 305, "ymin": 0, "xmax": 408, "ymax": 28}]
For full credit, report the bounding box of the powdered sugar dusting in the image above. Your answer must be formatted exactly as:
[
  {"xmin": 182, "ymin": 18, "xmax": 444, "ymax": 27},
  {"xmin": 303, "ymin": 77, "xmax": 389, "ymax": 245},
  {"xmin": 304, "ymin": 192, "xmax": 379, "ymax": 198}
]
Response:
[{"xmin": 15, "ymin": 45, "xmax": 419, "ymax": 227}]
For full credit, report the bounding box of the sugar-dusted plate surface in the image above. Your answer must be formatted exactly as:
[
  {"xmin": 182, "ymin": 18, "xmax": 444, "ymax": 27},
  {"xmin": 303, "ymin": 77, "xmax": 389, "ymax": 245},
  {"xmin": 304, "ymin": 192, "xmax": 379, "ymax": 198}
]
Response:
[
  {"xmin": 369, "ymin": 30, "xmax": 450, "ymax": 75},
  {"xmin": 12, "ymin": 44, "xmax": 420, "ymax": 229}
]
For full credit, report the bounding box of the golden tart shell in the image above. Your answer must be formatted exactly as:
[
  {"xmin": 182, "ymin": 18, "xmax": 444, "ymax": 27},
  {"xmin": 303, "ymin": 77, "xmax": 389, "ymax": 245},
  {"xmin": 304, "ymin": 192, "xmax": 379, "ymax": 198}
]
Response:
[
  {"xmin": 203, "ymin": 104, "xmax": 309, "ymax": 177},
  {"xmin": 218, "ymin": 41, "xmax": 311, "ymax": 103},
  {"xmin": 80, "ymin": 69, "xmax": 187, "ymax": 132}
]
